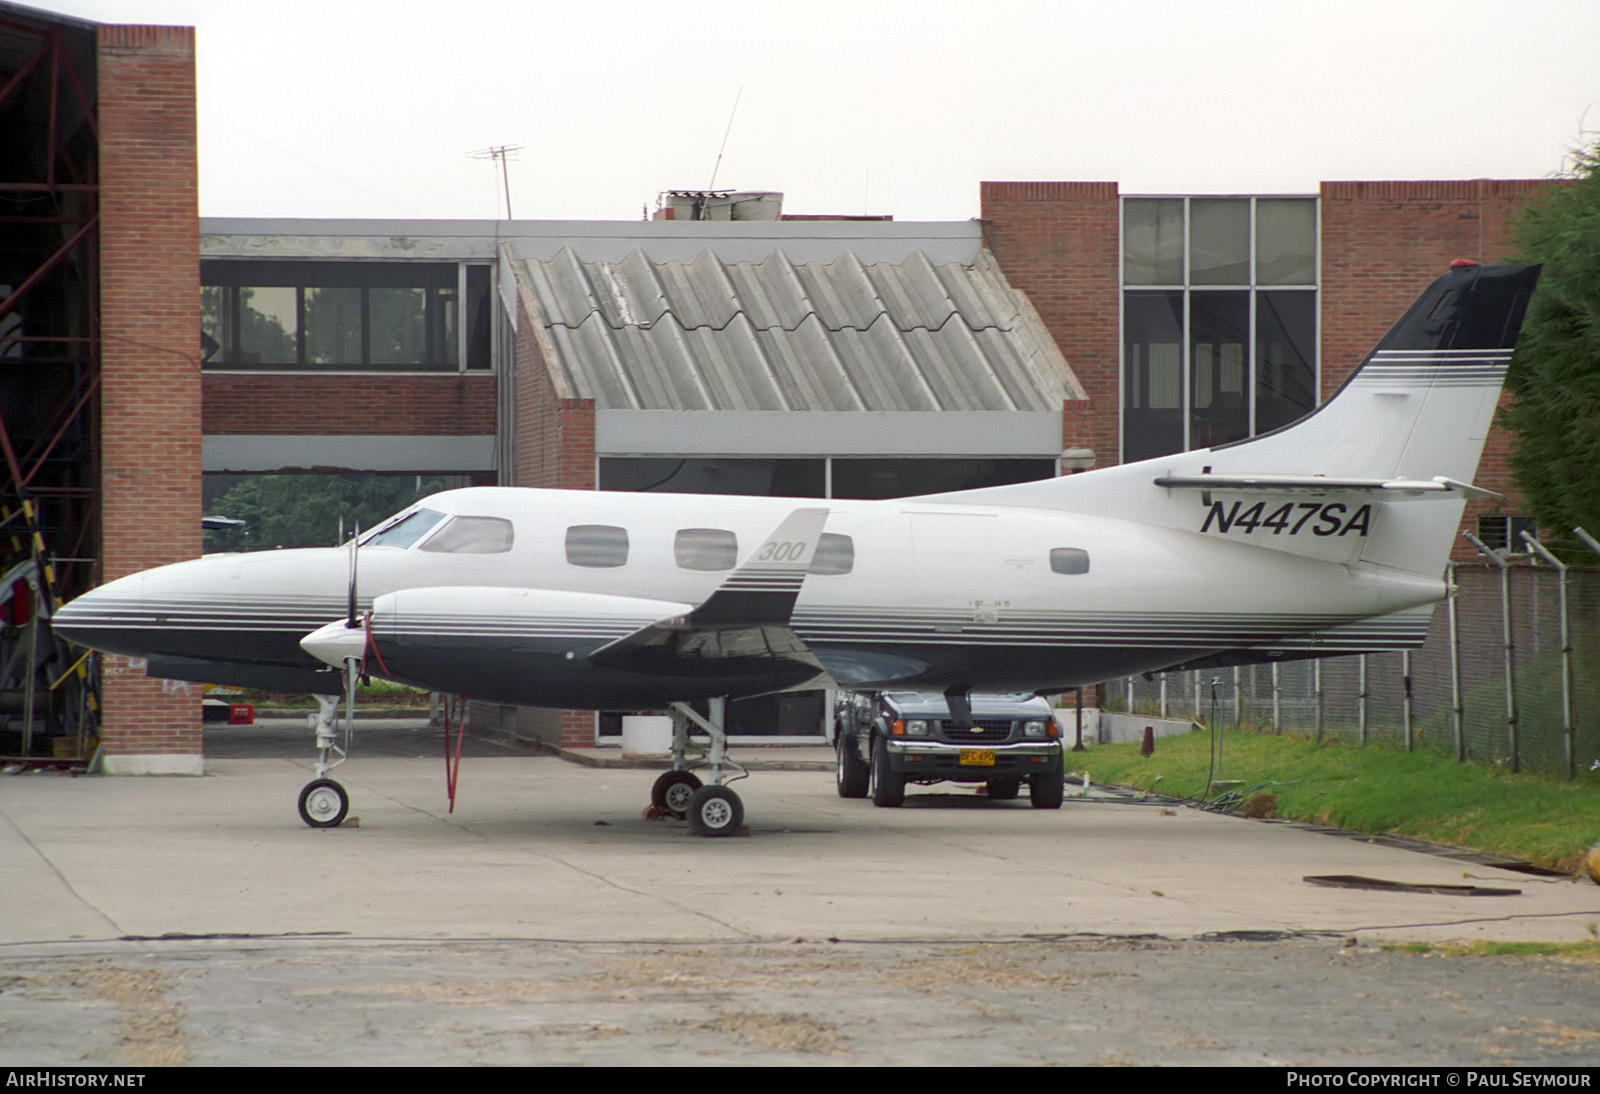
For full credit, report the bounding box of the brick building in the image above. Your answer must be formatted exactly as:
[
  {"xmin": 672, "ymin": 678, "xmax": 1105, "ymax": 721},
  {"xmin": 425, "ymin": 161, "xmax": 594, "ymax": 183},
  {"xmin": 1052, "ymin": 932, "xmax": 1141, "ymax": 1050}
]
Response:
[
  {"xmin": 2, "ymin": 6, "xmax": 202, "ymax": 773},
  {"xmin": 979, "ymin": 179, "xmax": 1551, "ymax": 555}
]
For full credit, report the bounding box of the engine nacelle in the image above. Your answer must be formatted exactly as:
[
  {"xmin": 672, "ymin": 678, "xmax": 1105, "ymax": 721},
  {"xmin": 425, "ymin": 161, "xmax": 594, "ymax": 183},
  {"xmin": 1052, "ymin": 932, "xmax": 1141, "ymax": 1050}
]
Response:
[{"xmin": 362, "ymin": 585, "xmax": 697, "ymax": 707}]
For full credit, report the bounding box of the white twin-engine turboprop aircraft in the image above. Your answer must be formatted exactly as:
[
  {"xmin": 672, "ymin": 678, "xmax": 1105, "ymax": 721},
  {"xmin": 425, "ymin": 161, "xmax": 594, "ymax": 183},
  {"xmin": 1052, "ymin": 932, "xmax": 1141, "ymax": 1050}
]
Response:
[{"xmin": 53, "ymin": 261, "xmax": 1540, "ymax": 835}]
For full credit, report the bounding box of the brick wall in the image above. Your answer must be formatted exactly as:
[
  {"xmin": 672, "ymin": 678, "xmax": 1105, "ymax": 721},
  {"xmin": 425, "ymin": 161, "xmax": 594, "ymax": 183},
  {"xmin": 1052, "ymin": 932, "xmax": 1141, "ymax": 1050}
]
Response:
[
  {"xmin": 96, "ymin": 24, "xmax": 202, "ymax": 770},
  {"xmin": 513, "ymin": 297, "xmax": 594, "ymax": 490},
  {"xmin": 1319, "ymin": 179, "xmax": 1552, "ymax": 558},
  {"xmin": 503, "ymin": 296, "xmax": 597, "ymax": 744},
  {"xmin": 202, "ymin": 373, "xmax": 497, "ymax": 434},
  {"xmin": 980, "ymin": 182, "xmax": 1121, "ymax": 462}
]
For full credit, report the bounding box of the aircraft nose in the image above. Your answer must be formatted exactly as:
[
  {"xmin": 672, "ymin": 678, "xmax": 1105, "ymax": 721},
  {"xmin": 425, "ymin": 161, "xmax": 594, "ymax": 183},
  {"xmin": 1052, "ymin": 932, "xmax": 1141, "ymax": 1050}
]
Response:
[{"xmin": 51, "ymin": 572, "xmax": 152, "ymax": 656}]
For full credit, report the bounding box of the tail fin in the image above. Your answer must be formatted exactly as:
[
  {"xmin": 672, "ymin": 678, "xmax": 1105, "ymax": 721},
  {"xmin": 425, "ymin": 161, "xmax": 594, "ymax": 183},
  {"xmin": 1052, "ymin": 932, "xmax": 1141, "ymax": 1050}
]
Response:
[{"xmin": 923, "ymin": 262, "xmax": 1541, "ymax": 577}]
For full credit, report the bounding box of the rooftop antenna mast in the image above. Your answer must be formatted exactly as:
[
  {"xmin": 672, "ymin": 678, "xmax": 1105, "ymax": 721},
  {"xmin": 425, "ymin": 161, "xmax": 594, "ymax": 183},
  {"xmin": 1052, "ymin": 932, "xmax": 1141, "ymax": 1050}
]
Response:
[
  {"xmin": 706, "ymin": 87, "xmax": 743, "ymax": 196},
  {"xmin": 468, "ymin": 144, "xmax": 523, "ymax": 219}
]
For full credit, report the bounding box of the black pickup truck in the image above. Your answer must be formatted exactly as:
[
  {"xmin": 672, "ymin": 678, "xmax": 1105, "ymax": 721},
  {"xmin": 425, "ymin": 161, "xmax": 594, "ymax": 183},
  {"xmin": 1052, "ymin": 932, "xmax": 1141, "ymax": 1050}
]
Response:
[{"xmin": 832, "ymin": 691, "xmax": 1066, "ymax": 809}]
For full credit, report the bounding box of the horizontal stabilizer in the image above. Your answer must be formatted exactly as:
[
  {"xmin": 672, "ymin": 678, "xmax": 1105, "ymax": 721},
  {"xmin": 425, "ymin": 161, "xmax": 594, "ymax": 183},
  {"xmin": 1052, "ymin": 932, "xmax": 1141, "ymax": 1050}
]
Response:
[{"xmin": 1153, "ymin": 473, "xmax": 1501, "ymax": 500}]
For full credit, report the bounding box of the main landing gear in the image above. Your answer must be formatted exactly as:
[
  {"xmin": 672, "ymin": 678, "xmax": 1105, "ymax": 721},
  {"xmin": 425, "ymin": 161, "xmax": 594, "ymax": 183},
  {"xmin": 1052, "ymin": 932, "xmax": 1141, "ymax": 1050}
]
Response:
[
  {"xmin": 297, "ymin": 694, "xmax": 351, "ymax": 828},
  {"xmin": 648, "ymin": 697, "xmax": 749, "ymax": 838}
]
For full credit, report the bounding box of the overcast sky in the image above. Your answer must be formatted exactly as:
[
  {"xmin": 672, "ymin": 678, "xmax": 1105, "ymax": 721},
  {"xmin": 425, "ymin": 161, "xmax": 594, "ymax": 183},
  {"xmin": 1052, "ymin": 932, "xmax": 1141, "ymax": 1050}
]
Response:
[{"xmin": 36, "ymin": 0, "xmax": 1600, "ymax": 223}]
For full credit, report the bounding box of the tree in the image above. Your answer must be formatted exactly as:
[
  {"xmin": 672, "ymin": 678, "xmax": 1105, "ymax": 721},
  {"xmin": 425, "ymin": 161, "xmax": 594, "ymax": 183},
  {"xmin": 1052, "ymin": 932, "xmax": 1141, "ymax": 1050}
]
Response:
[
  {"xmin": 203, "ymin": 474, "xmax": 453, "ymax": 552},
  {"xmin": 1502, "ymin": 140, "xmax": 1600, "ymax": 552}
]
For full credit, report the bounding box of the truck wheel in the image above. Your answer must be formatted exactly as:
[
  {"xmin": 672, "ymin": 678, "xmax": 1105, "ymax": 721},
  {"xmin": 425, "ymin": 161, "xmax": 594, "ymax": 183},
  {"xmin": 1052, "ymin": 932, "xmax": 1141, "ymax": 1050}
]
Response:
[
  {"xmin": 985, "ymin": 776, "xmax": 1021, "ymax": 800},
  {"xmin": 836, "ymin": 731, "xmax": 869, "ymax": 798},
  {"xmin": 870, "ymin": 736, "xmax": 905, "ymax": 807},
  {"xmin": 1029, "ymin": 770, "xmax": 1065, "ymax": 809}
]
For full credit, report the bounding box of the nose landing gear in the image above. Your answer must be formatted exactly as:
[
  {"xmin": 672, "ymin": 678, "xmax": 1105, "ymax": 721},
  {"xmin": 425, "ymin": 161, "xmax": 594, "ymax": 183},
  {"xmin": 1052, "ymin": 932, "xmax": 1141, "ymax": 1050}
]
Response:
[{"xmin": 298, "ymin": 693, "xmax": 351, "ymax": 829}]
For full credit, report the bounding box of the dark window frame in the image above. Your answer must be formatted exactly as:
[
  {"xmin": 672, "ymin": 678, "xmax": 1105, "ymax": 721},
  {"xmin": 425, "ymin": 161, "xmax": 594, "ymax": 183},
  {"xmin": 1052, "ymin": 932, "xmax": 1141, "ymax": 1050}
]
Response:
[
  {"xmin": 201, "ymin": 259, "xmax": 491, "ymax": 372},
  {"xmin": 1120, "ymin": 196, "xmax": 1318, "ymax": 461}
]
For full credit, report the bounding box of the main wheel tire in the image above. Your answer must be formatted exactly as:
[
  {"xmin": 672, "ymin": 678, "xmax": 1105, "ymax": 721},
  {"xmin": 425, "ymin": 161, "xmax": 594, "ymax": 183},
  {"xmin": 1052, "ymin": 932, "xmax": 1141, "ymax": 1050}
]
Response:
[
  {"xmin": 686, "ymin": 785, "xmax": 744, "ymax": 837},
  {"xmin": 651, "ymin": 770, "xmax": 703, "ymax": 817},
  {"xmin": 836, "ymin": 733, "xmax": 870, "ymax": 798},
  {"xmin": 1029, "ymin": 770, "xmax": 1066, "ymax": 810},
  {"xmin": 870, "ymin": 736, "xmax": 905, "ymax": 807},
  {"xmin": 298, "ymin": 778, "xmax": 349, "ymax": 828},
  {"xmin": 985, "ymin": 776, "xmax": 1021, "ymax": 800}
]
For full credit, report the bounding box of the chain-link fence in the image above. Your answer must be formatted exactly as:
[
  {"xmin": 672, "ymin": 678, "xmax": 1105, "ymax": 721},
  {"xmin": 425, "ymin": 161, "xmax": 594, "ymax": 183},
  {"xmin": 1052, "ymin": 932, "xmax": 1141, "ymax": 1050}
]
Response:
[{"xmin": 1103, "ymin": 561, "xmax": 1600, "ymax": 778}]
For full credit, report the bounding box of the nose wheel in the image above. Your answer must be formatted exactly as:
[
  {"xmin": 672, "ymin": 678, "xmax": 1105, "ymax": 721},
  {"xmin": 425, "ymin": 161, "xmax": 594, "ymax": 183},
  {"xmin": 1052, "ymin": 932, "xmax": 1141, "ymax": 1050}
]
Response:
[{"xmin": 298, "ymin": 778, "xmax": 349, "ymax": 828}]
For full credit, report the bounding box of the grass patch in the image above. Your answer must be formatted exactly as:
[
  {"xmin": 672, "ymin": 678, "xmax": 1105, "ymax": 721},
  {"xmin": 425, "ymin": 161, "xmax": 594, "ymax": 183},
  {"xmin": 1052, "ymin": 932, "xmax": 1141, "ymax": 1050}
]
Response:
[
  {"xmin": 1379, "ymin": 940, "xmax": 1600, "ymax": 958},
  {"xmin": 1075, "ymin": 727, "xmax": 1600, "ymax": 873},
  {"xmin": 221, "ymin": 678, "xmax": 434, "ymax": 710}
]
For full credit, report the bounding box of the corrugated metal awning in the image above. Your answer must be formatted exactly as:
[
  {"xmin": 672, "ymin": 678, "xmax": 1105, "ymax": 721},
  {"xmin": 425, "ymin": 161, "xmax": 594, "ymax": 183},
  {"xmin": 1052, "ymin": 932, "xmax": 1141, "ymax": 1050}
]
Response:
[{"xmin": 512, "ymin": 243, "xmax": 1081, "ymax": 414}]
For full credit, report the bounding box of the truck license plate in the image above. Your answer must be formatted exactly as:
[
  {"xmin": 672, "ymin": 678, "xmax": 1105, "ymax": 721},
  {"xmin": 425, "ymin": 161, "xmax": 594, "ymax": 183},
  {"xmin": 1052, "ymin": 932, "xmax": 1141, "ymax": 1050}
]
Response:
[{"xmin": 959, "ymin": 748, "xmax": 995, "ymax": 766}]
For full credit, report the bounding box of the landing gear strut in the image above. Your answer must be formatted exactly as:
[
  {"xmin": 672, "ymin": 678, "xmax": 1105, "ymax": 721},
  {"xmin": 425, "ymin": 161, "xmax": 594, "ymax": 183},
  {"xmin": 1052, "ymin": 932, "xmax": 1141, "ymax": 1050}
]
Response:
[
  {"xmin": 298, "ymin": 693, "xmax": 351, "ymax": 828},
  {"xmin": 655, "ymin": 697, "xmax": 748, "ymax": 838}
]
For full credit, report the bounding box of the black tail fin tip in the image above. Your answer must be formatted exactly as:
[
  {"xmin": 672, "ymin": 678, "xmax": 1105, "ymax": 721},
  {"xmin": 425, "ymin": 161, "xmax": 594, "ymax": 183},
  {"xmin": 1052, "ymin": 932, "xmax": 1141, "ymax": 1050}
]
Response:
[{"xmin": 1375, "ymin": 263, "xmax": 1541, "ymax": 355}]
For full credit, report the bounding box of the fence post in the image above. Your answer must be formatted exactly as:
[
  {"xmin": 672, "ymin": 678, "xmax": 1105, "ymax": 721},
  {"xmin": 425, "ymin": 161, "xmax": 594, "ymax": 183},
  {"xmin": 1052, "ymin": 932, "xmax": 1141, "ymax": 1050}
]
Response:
[
  {"xmin": 1447, "ymin": 563, "xmax": 1464, "ymax": 763},
  {"xmin": 1232, "ymin": 665, "xmax": 1241, "ymax": 726},
  {"xmin": 1314, "ymin": 658, "xmax": 1324, "ymax": 743},
  {"xmin": 1525, "ymin": 530, "xmax": 1579, "ymax": 780},
  {"xmin": 1358, "ymin": 654, "xmax": 1368, "ymax": 746},
  {"xmin": 1402, "ymin": 649, "xmax": 1414, "ymax": 752},
  {"xmin": 1271, "ymin": 662, "xmax": 1281, "ymax": 734},
  {"xmin": 1465, "ymin": 532, "xmax": 1519, "ymax": 773}
]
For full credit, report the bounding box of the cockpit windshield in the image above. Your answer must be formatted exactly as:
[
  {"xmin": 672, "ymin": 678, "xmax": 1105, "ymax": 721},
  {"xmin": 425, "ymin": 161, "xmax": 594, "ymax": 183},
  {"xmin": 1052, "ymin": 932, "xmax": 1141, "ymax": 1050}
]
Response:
[
  {"xmin": 418, "ymin": 515, "xmax": 514, "ymax": 554},
  {"xmin": 362, "ymin": 508, "xmax": 446, "ymax": 548}
]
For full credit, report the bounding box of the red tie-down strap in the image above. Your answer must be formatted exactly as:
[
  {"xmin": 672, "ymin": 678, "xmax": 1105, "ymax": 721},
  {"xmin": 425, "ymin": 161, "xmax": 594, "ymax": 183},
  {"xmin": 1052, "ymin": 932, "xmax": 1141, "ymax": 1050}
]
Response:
[
  {"xmin": 444, "ymin": 693, "xmax": 468, "ymax": 814},
  {"xmin": 363, "ymin": 613, "xmax": 465, "ymax": 812}
]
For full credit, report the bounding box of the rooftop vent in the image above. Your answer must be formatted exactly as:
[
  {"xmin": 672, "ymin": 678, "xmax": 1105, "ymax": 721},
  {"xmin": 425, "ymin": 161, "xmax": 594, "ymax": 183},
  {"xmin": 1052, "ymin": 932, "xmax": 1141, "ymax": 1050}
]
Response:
[{"xmin": 654, "ymin": 190, "xmax": 783, "ymax": 222}]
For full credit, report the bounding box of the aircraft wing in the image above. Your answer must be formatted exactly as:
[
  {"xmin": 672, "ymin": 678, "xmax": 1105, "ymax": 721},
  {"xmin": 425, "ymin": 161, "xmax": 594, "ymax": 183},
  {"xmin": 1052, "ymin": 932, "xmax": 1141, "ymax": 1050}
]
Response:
[{"xmin": 585, "ymin": 507, "xmax": 832, "ymax": 687}]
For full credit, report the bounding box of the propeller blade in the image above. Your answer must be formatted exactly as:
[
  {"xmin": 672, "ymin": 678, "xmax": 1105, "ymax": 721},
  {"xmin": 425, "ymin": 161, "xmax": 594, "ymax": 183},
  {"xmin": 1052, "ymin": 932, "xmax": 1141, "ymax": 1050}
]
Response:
[{"xmin": 346, "ymin": 522, "xmax": 361, "ymax": 628}]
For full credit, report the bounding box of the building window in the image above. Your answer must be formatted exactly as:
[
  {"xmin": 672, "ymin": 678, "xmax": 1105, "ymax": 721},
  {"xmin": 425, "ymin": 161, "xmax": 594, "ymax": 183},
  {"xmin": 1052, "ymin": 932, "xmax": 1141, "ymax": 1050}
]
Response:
[
  {"xmin": 201, "ymin": 260, "xmax": 492, "ymax": 372},
  {"xmin": 598, "ymin": 457, "xmax": 1055, "ymax": 500},
  {"xmin": 1122, "ymin": 197, "xmax": 1317, "ymax": 461},
  {"xmin": 1476, "ymin": 514, "xmax": 1536, "ymax": 554},
  {"xmin": 599, "ymin": 458, "xmax": 825, "ymax": 497}
]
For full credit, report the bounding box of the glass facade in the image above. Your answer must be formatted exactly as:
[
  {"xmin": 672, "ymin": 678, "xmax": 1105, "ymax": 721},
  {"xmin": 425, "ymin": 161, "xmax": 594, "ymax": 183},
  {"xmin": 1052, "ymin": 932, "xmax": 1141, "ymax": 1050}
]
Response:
[
  {"xmin": 598, "ymin": 457, "xmax": 1056, "ymax": 499},
  {"xmin": 201, "ymin": 260, "xmax": 492, "ymax": 371},
  {"xmin": 1122, "ymin": 197, "xmax": 1317, "ymax": 461}
]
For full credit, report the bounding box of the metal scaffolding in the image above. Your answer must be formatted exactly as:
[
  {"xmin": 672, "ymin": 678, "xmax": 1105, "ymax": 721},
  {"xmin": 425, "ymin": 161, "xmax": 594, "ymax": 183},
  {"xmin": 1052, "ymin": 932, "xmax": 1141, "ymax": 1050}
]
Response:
[{"xmin": 1, "ymin": 8, "xmax": 101, "ymax": 765}]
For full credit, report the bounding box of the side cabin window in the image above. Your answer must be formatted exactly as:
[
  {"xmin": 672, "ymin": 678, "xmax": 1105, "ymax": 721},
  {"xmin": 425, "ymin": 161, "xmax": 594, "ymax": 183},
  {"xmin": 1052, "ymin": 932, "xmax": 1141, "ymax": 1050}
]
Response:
[
  {"xmin": 1049, "ymin": 548, "xmax": 1090, "ymax": 575},
  {"xmin": 419, "ymin": 516, "xmax": 514, "ymax": 554},
  {"xmin": 365, "ymin": 508, "xmax": 445, "ymax": 548},
  {"xmin": 809, "ymin": 533, "xmax": 854, "ymax": 576},
  {"xmin": 566, "ymin": 524, "xmax": 629, "ymax": 568},
  {"xmin": 675, "ymin": 528, "xmax": 737, "ymax": 571}
]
